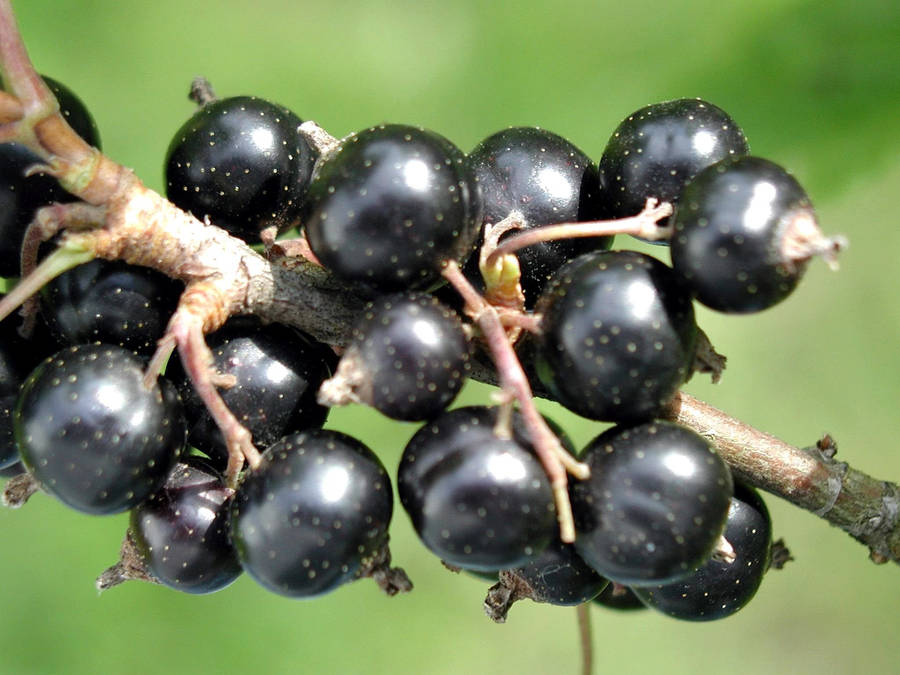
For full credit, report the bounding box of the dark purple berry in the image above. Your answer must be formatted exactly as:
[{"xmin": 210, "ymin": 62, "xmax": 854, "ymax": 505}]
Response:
[
  {"xmin": 320, "ymin": 293, "xmax": 471, "ymax": 421},
  {"xmin": 130, "ymin": 456, "xmax": 242, "ymax": 594},
  {"xmin": 166, "ymin": 316, "xmax": 333, "ymax": 469},
  {"xmin": 465, "ymin": 127, "xmax": 612, "ymax": 305},
  {"xmin": 0, "ymin": 76, "xmax": 102, "ymax": 277},
  {"xmin": 598, "ymin": 98, "xmax": 748, "ymax": 227},
  {"xmin": 40, "ymin": 259, "xmax": 182, "ymax": 356},
  {"xmin": 534, "ymin": 250, "xmax": 697, "ymax": 423},
  {"xmin": 484, "ymin": 537, "xmax": 610, "ymax": 621},
  {"xmin": 572, "ymin": 421, "xmax": 733, "ymax": 585},
  {"xmin": 165, "ymin": 96, "xmax": 317, "ymax": 243},
  {"xmin": 399, "ymin": 406, "xmax": 557, "ymax": 571},
  {"xmin": 303, "ymin": 124, "xmax": 481, "ymax": 291},
  {"xmin": 14, "ymin": 344, "xmax": 186, "ymax": 514},
  {"xmin": 229, "ymin": 429, "xmax": 394, "ymax": 598},
  {"xmin": 0, "ymin": 303, "xmax": 60, "ymax": 468},
  {"xmin": 632, "ymin": 482, "xmax": 772, "ymax": 620},
  {"xmin": 670, "ymin": 156, "xmax": 817, "ymax": 312}
]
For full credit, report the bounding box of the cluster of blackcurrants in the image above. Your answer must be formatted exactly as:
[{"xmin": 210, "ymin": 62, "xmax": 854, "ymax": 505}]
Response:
[{"xmin": 2, "ymin": 76, "xmax": 827, "ymax": 622}]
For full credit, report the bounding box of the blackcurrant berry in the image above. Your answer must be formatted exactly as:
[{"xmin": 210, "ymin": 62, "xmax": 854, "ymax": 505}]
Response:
[
  {"xmin": 484, "ymin": 536, "xmax": 610, "ymax": 622},
  {"xmin": 229, "ymin": 429, "xmax": 394, "ymax": 598},
  {"xmin": 465, "ymin": 126, "xmax": 612, "ymax": 305},
  {"xmin": 598, "ymin": 98, "xmax": 748, "ymax": 227},
  {"xmin": 14, "ymin": 344, "xmax": 187, "ymax": 514},
  {"xmin": 319, "ymin": 293, "xmax": 471, "ymax": 421},
  {"xmin": 0, "ymin": 300, "xmax": 60, "ymax": 468},
  {"xmin": 166, "ymin": 316, "xmax": 333, "ymax": 469},
  {"xmin": 534, "ymin": 250, "xmax": 697, "ymax": 423},
  {"xmin": 632, "ymin": 482, "xmax": 772, "ymax": 620},
  {"xmin": 571, "ymin": 421, "xmax": 733, "ymax": 585},
  {"xmin": 303, "ymin": 124, "xmax": 481, "ymax": 291},
  {"xmin": 40, "ymin": 259, "xmax": 182, "ymax": 356},
  {"xmin": 0, "ymin": 76, "xmax": 102, "ymax": 277},
  {"xmin": 399, "ymin": 406, "xmax": 557, "ymax": 571},
  {"xmin": 130, "ymin": 456, "xmax": 242, "ymax": 594},
  {"xmin": 165, "ymin": 96, "xmax": 317, "ymax": 243},
  {"xmin": 670, "ymin": 155, "xmax": 818, "ymax": 312}
]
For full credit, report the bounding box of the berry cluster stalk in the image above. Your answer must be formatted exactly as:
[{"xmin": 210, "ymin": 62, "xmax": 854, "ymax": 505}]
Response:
[{"xmin": 0, "ymin": 0, "xmax": 896, "ymax": 565}]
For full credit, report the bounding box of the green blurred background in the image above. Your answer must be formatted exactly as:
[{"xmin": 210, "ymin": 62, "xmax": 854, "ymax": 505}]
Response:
[{"xmin": 2, "ymin": 0, "xmax": 898, "ymax": 673}]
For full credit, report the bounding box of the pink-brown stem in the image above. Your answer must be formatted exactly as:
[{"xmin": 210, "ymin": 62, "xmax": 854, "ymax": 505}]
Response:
[
  {"xmin": 486, "ymin": 198, "xmax": 673, "ymax": 268},
  {"xmin": 443, "ymin": 261, "xmax": 588, "ymax": 543}
]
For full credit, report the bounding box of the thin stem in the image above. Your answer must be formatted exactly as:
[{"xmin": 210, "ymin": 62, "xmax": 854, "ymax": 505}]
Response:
[
  {"xmin": 576, "ymin": 603, "xmax": 593, "ymax": 675},
  {"xmin": 486, "ymin": 198, "xmax": 673, "ymax": 267},
  {"xmin": 443, "ymin": 261, "xmax": 588, "ymax": 543}
]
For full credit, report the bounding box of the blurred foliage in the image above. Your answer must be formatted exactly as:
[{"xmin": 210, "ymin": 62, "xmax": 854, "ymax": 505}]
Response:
[{"xmin": 1, "ymin": 0, "xmax": 898, "ymax": 673}]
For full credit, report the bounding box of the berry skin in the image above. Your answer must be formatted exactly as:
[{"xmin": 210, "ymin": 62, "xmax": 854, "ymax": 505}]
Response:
[
  {"xmin": 465, "ymin": 126, "xmax": 612, "ymax": 305},
  {"xmin": 0, "ymin": 299, "xmax": 60, "ymax": 468},
  {"xmin": 165, "ymin": 96, "xmax": 317, "ymax": 243},
  {"xmin": 0, "ymin": 76, "xmax": 102, "ymax": 277},
  {"xmin": 534, "ymin": 250, "xmax": 697, "ymax": 423},
  {"xmin": 571, "ymin": 421, "xmax": 733, "ymax": 585},
  {"xmin": 670, "ymin": 156, "xmax": 817, "ymax": 312},
  {"xmin": 14, "ymin": 344, "xmax": 187, "ymax": 515},
  {"xmin": 303, "ymin": 124, "xmax": 482, "ymax": 291},
  {"xmin": 484, "ymin": 537, "xmax": 610, "ymax": 622},
  {"xmin": 130, "ymin": 456, "xmax": 242, "ymax": 594},
  {"xmin": 166, "ymin": 316, "xmax": 333, "ymax": 469},
  {"xmin": 598, "ymin": 98, "xmax": 749, "ymax": 225},
  {"xmin": 632, "ymin": 482, "xmax": 772, "ymax": 620},
  {"xmin": 40, "ymin": 259, "xmax": 182, "ymax": 356},
  {"xmin": 399, "ymin": 406, "xmax": 557, "ymax": 571},
  {"xmin": 229, "ymin": 429, "xmax": 394, "ymax": 598},
  {"xmin": 320, "ymin": 293, "xmax": 471, "ymax": 421}
]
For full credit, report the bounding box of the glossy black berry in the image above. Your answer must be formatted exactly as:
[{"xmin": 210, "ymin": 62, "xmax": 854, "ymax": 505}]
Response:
[
  {"xmin": 14, "ymin": 344, "xmax": 187, "ymax": 514},
  {"xmin": 303, "ymin": 124, "xmax": 481, "ymax": 291},
  {"xmin": 534, "ymin": 250, "xmax": 697, "ymax": 423},
  {"xmin": 230, "ymin": 429, "xmax": 393, "ymax": 598},
  {"xmin": 483, "ymin": 535, "xmax": 609, "ymax": 622},
  {"xmin": 130, "ymin": 456, "xmax": 242, "ymax": 594},
  {"xmin": 399, "ymin": 406, "xmax": 557, "ymax": 571},
  {"xmin": 40, "ymin": 259, "xmax": 182, "ymax": 356},
  {"xmin": 0, "ymin": 76, "xmax": 102, "ymax": 277},
  {"xmin": 670, "ymin": 156, "xmax": 816, "ymax": 312},
  {"xmin": 321, "ymin": 293, "xmax": 471, "ymax": 421},
  {"xmin": 571, "ymin": 421, "xmax": 733, "ymax": 585},
  {"xmin": 598, "ymin": 98, "xmax": 748, "ymax": 226},
  {"xmin": 165, "ymin": 96, "xmax": 317, "ymax": 243},
  {"xmin": 465, "ymin": 127, "xmax": 612, "ymax": 305},
  {"xmin": 167, "ymin": 316, "xmax": 333, "ymax": 469},
  {"xmin": 632, "ymin": 482, "xmax": 772, "ymax": 620},
  {"xmin": 0, "ymin": 303, "xmax": 60, "ymax": 468}
]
